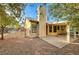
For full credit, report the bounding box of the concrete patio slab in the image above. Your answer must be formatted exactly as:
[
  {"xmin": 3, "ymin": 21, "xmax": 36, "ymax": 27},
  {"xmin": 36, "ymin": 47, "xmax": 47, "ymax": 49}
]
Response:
[{"xmin": 41, "ymin": 35, "xmax": 75, "ymax": 48}]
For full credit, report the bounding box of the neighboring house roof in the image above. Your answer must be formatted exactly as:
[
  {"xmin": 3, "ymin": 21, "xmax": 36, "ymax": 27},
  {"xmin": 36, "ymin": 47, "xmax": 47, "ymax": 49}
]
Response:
[{"xmin": 25, "ymin": 17, "xmax": 39, "ymax": 23}]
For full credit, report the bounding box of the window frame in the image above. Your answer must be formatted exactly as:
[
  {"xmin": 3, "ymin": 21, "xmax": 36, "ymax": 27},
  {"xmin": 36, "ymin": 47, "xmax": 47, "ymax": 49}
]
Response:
[{"xmin": 49, "ymin": 25, "xmax": 52, "ymax": 32}]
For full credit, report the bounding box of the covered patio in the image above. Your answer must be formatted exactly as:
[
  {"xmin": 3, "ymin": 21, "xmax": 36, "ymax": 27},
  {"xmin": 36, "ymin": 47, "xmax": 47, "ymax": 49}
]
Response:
[{"xmin": 41, "ymin": 25, "xmax": 79, "ymax": 48}]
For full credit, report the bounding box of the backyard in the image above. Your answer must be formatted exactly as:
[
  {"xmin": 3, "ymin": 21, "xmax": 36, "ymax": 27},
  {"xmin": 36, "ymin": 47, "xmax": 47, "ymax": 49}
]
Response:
[{"xmin": 0, "ymin": 31, "xmax": 79, "ymax": 55}]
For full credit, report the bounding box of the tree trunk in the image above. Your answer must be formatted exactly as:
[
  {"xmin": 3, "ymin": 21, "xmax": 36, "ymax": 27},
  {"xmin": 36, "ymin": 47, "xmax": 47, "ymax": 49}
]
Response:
[{"xmin": 1, "ymin": 26, "xmax": 4, "ymax": 40}]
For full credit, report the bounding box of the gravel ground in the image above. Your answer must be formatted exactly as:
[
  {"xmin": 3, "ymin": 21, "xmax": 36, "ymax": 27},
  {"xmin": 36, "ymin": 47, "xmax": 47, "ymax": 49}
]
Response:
[{"xmin": 0, "ymin": 31, "xmax": 79, "ymax": 55}]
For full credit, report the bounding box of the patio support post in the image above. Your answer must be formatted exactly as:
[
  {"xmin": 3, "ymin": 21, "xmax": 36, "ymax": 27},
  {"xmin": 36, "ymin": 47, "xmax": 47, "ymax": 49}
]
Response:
[
  {"xmin": 67, "ymin": 25, "xmax": 70, "ymax": 43},
  {"xmin": 74, "ymin": 28, "xmax": 76, "ymax": 39}
]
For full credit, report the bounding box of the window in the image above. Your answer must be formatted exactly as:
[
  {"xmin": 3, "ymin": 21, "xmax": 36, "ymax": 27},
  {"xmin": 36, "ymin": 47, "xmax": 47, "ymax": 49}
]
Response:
[
  {"xmin": 57, "ymin": 26, "xmax": 59, "ymax": 30},
  {"xmin": 31, "ymin": 24, "xmax": 37, "ymax": 33},
  {"xmin": 53, "ymin": 26, "xmax": 57, "ymax": 32},
  {"xmin": 49, "ymin": 25, "xmax": 52, "ymax": 32}
]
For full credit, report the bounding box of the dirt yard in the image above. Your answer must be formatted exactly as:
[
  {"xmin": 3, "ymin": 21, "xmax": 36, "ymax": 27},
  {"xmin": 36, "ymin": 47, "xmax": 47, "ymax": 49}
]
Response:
[{"xmin": 0, "ymin": 31, "xmax": 79, "ymax": 55}]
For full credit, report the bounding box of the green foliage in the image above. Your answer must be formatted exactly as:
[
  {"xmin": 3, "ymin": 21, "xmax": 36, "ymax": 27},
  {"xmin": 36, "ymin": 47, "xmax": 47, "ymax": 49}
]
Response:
[
  {"xmin": 7, "ymin": 3, "xmax": 25, "ymax": 18},
  {"xmin": 0, "ymin": 3, "xmax": 26, "ymax": 40},
  {"xmin": 0, "ymin": 3, "xmax": 25, "ymax": 28},
  {"xmin": 49, "ymin": 3, "xmax": 79, "ymax": 29}
]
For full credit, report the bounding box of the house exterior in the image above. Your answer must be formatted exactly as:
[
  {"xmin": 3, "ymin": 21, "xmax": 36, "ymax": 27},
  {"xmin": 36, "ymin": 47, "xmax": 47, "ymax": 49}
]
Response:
[
  {"xmin": 24, "ymin": 5, "xmax": 68, "ymax": 37},
  {"xmin": 24, "ymin": 18, "xmax": 39, "ymax": 37},
  {"xmin": 46, "ymin": 22, "xmax": 67, "ymax": 36}
]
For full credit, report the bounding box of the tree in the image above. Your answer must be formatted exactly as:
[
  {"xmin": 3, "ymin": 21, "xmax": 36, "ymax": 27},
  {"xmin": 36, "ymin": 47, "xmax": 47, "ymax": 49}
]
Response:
[
  {"xmin": 0, "ymin": 3, "xmax": 25, "ymax": 40},
  {"xmin": 0, "ymin": 16, "xmax": 18, "ymax": 40},
  {"xmin": 48, "ymin": 3, "xmax": 79, "ymax": 29}
]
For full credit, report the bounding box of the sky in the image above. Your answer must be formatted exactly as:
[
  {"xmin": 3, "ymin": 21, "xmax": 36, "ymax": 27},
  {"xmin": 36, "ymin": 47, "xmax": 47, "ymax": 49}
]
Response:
[{"xmin": 24, "ymin": 3, "xmax": 39, "ymax": 19}]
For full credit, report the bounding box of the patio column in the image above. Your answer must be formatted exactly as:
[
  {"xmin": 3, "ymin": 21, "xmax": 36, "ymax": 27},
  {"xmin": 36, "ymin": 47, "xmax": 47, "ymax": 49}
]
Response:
[
  {"xmin": 67, "ymin": 25, "xmax": 70, "ymax": 43},
  {"xmin": 74, "ymin": 28, "xmax": 76, "ymax": 39}
]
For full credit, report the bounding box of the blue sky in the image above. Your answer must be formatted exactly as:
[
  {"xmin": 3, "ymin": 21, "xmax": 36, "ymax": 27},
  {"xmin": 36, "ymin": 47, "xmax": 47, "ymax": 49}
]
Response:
[
  {"xmin": 24, "ymin": 3, "xmax": 39, "ymax": 19},
  {"xmin": 20, "ymin": 3, "xmax": 57, "ymax": 24}
]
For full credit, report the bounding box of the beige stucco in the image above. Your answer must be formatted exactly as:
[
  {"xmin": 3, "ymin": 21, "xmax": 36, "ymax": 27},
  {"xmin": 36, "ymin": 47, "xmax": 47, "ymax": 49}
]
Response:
[
  {"xmin": 38, "ymin": 6, "xmax": 46, "ymax": 37},
  {"xmin": 24, "ymin": 20, "xmax": 31, "ymax": 37},
  {"xmin": 24, "ymin": 19, "xmax": 31, "ymax": 29}
]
